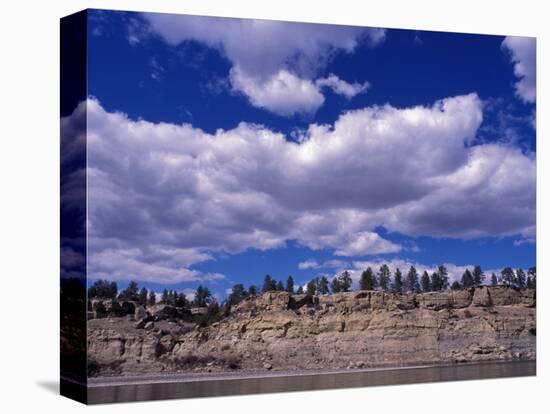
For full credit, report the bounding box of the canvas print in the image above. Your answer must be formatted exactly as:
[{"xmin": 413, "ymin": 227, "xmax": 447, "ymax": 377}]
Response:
[{"xmin": 60, "ymin": 9, "xmax": 536, "ymax": 404}]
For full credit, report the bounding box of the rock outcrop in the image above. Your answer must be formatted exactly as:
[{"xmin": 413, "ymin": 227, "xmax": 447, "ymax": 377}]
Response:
[
  {"xmin": 87, "ymin": 286, "xmax": 536, "ymax": 377},
  {"xmin": 89, "ymin": 299, "xmax": 136, "ymax": 319}
]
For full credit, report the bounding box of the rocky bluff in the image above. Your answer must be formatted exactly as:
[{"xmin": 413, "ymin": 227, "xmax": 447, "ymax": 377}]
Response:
[{"xmin": 87, "ymin": 286, "xmax": 535, "ymax": 377}]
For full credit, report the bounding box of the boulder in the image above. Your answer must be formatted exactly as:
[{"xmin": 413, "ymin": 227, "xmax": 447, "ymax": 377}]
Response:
[
  {"xmin": 150, "ymin": 304, "xmax": 181, "ymax": 320},
  {"xmin": 135, "ymin": 305, "xmax": 148, "ymax": 320},
  {"xmin": 144, "ymin": 321, "xmax": 155, "ymax": 330},
  {"xmin": 134, "ymin": 317, "xmax": 147, "ymax": 329}
]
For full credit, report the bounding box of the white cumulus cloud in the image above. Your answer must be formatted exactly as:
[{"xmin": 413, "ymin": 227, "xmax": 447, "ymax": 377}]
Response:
[
  {"xmin": 316, "ymin": 74, "xmax": 370, "ymax": 98},
  {"xmin": 141, "ymin": 13, "xmax": 381, "ymax": 115},
  {"xmin": 298, "ymin": 259, "xmax": 349, "ymax": 270},
  {"xmin": 69, "ymin": 92, "xmax": 535, "ymax": 284},
  {"xmin": 298, "ymin": 259, "xmax": 320, "ymax": 270},
  {"xmin": 502, "ymin": 36, "xmax": 536, "ymax": 103},
  {"xmin": 230, "ymin": 67, "xmax": 325, "ymax": 116}
]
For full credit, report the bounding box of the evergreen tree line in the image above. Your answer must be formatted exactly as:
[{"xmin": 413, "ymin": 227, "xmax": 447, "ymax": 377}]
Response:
[
  {"xmin": 303, "ymin": 264, "xmax": 536, "ymax": 296},
  {"xmin": 353, "ymin": 265, "xmax": 449, "ymax": 294},
  {"xmin": 88, "ymin": 280, "xmax": 216, "ymax": 309},
  {"xmin": 494, "ymin": 266, "xmax": 536, "ymax": 289},
  {"xmin": 299, "ymin": 265, "xmax": 450, "ymax": 295},
  {"xmin": 87, "ymin": 265, "xmax": 536, "ymax": 315}
]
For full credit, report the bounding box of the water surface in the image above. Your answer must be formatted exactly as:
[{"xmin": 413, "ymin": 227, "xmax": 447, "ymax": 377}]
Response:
[{"xmin": 86, "ymin": 360, "xmax": 535, "ymax": 404}]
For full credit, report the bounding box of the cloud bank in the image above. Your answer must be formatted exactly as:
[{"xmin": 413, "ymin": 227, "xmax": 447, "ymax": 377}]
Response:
[
  {"xmin": 141, "ymin": 14, "xmax": 382, "ymax": 115},
  {"xmin": 74, "ymin": 92, "xmax": 535, "ymax": 283}
]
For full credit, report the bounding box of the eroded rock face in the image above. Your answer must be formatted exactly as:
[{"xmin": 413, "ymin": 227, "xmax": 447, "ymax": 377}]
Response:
[
  {"xmin": 88, "ymin": 299, "xmax": 136, "ymax": 318},
  {"xmin": 87, "ymin": 287, "xmax": 536, "ymax": 377}
]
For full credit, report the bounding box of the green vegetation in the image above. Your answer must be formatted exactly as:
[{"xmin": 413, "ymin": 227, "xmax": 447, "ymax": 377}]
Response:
[
  {"xmin": 118, "ymin": 280, "xmax": 139, "ymax": 301},
  {"xmin": 461, "ymin": 269, "xmax": 475, "ymax": 288},
  {"xmin": 359, "ymin": 267, "xmax": 376, "ymax": 291},
  {"xmin": 193, "ymin": 285, "xmax": 213, "ymax": 307},
  {"xmin": 392, "ymin": 268, "xmax": 403, "ymax": 293},
  {"xmin": 405, "ymin": 266, "xmax": 420, "ymax": 293},
  {"xmin": 420, "ymin": 271, "xmax": 431, "ymax": 292},
  {"xmin": 286, "ymin": 276, "xmax": 295, "ymax": 293},
  {"xmin": 378, "ymin": 264, "xmax": 391, "ymax": 291},
  {"xmin": 87, "ymin": 279, "xmax": 118, "ymax": 299}
]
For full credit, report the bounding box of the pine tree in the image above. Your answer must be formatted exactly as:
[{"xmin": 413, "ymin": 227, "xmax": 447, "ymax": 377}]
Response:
[
  {"xmin": 194, "ymin": 285, "xmax": 212, "ymax": 307},
  {"xmin": 501, "ymin": 267, "xmax": 516, "ymax": 286},
  {"xmin": 306, "ymin": 279, "xmax": 317, "ymax": 296},
  {"xmin": 377, "ymin": 264, "xmax": 391, "ymax": 291},
  {"xmin": 318, "ymin": 275, "xmax": 330, "ymax": 295},
  {"xmin": 228, "ymin": 284, "xmax": 246, "ymax": 306},
  {"xmin": 472, "ymin": 265, "xmax": 485, "ymax": 286},
  {"xmin": 461, "ymin": 269, "xmax": 474, "ymax": 288},
  {"xmin": 296, "ymin": 285, "xmax": 304, "ymax": 295},
  {"xmin": 119, "ymin": 280, "xmax": 139, "ymax": 301},
  {"xmin": 176, "ymin": 292, "xmax": 189, "ymax": 308},
  {"xmin": 168, "ymin": 290, "xmax": 177, "ymax": 306},
  {"xmin": 88, "ymin": 279, "xmax": 118, "ymax": 299},
  {"xmin": 148, "ymin": 290, "xmax": 156, "ymax": 306},
  {"xmin": 338, "ymin": 270, "xmax": 353, "ymax": 292},
  {"xmin": 451, "ymin": 281, "xmax": 462, "ymax": 290},
  {"xmin": 430, "ymin": 272, "xmax": 442, "ymax": 291},
  {"xmin": 138, "ymin": 287, "xmax": 148, "ymax": 306},
  {"xmin": 262, "ymin": 274, "xmax": 276, "ymax": 293},
  {"xmin": 286, "ymin": 276, "xmax": 295, "ymax": 294},
  {"xmin": 438, "ymin": 265, "xmax": 449, "ymax": 291},
  {"xmin": 248, "ymin": 285, "xmax": 258, "ymax": 296},
  {"xmin": 161, "ymin": 289, "xmax": 169, "ymax": 304},
  {"xmin": 392, "ymin": 268, "xmax": 403, "ymax": 293},
  {"xmin": 420, "ymin": 271, "xmax": 431, "ymax": 292},
  {"xmin": 490, "ymin": 273, "xmax": 498, "ymax": 286},
  {"xmin": 405, "ymin": 266, "xmax": 420, "ymax": 293},
  {"xmin": 331, "ymin": 277, "xmax": 341, "ymax": 293},
  {"xmin": 360, "ymin": 267, "xmax": 377, "ymax": 290},
  {"xmin": 276, "ymin": 280, "xmax": 285, "ymax": 291}
]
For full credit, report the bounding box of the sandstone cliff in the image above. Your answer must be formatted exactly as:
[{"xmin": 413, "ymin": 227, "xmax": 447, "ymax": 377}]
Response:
[{"xmin": 87, "ymin": 286, "xmax": 535, "ymax": 377}]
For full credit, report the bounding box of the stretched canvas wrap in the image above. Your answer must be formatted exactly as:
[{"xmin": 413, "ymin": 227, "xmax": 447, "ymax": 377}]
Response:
[{"xmin": 60, "ymin": 9, "xmax": 537, "ymax": 404}]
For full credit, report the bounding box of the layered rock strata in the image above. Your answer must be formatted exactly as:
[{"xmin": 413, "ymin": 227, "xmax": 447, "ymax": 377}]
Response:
[{"xmin": 87, "ymin": 286, "xmax": 536, "ymax": 377}]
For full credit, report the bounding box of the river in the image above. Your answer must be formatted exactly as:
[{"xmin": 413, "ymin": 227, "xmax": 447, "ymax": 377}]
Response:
[{"xmin": 78, "ymin": 360, "xmax": 535, "ymax": 404}]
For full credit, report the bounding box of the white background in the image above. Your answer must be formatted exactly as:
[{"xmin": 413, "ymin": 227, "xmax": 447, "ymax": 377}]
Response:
[{"xmin": 0, "ymin": 0, "xmax": 546, "ymax": 411}]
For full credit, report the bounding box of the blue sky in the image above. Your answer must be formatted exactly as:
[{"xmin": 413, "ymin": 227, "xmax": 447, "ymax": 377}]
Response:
[{"xmin": 82, "ymin": 10, "xmax": 536, "ymax": 298}]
